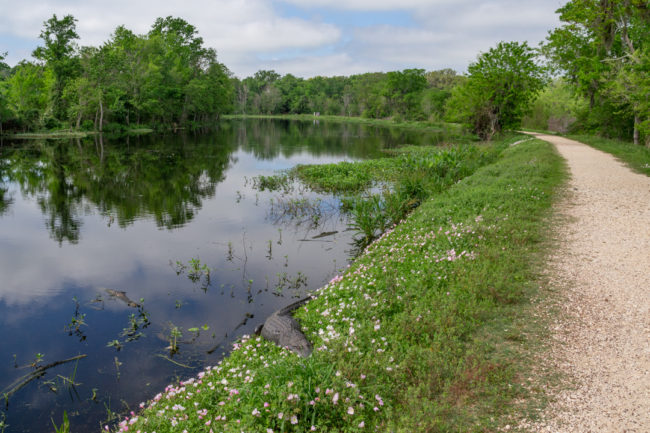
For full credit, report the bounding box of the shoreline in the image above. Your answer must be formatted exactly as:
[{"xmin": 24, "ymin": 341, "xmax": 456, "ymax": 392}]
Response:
[{"xmin": 114, "ymin": 135, "xmax": 567, "ymax": 432}]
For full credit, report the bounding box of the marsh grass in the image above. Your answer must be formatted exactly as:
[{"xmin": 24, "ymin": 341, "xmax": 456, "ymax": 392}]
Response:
[{"xmin": 114, "ymin": 138, "xmax": 565, "ymax": 433}]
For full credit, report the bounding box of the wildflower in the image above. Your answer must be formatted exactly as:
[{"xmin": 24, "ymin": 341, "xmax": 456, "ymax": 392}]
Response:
[
  {"xmin": 311, "ymin": 426, "xmax": 317, "ymax": 431},
  {"xmin": 359, "ymin": 421, "xmax": 365, "ymax": 428},
  {"xmin": 332, "ymin": 392, "xmax": 339, "ymax": 404},
  {"xmin": 278, "ymin": 412, "xmax": 284, "ymax": 419},
  {"xmin": 290, "ymin": 415, "xmax": 298, "ymax": 425},
  {"xmin": 252, "ymin": 408, "xmax": 261, "ymax": 416},
  {"xmin": 267, "ymin": 429, "xmax": 274, "ymax": 433},
  {"xmin": 347, "ymin": 407, "xmax": 354, "ymax": 415}
]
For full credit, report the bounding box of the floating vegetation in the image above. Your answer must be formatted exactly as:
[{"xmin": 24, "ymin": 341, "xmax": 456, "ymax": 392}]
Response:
[
  {"xmin": 119, "ymin": 308, "xmax": 150, "ymax": 343},
  {"xmin": 106, "ymin": 340, "xmax": 122, "ymax": 351},
  {"xmin": 174, "ymin": 257, "xmax": 211, "ymax": 291},
  {"xmin": 113, "ymin": 357, "xmax": 122, "ymax": 381},
  {"xmin": 253, "ymin": 173, "xmax": 294, "ymax": 193},
  {"xmin": 274, "ymin": 271, "xmax": 308, "ymax": 295},
  {"xmin": 165, "ymin": 324, "xmax": 183, "ymax": 355},
  {"xmin": 64, "ymin": 297, "xmax": 87, "ymax": 342}
]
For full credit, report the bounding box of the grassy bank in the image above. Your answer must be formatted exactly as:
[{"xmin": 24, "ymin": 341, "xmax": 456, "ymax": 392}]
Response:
[
  {"xmin": 4, "ymin": 127, "xmax": 154, "ymax": 140},
  {"xmin": 5, "ymin": 130, "xmax": 91, "ymax": 139},
  {"xmin": 114, "ymin": 137, "xmax": 565, "ymax": 433},
  {"xmin": 567, "ymin": 134, "xmax": 650, "ymax": 176},
  {"xmin": 223, "ymin": 114, "xmax": 465, "ymax": 135}
]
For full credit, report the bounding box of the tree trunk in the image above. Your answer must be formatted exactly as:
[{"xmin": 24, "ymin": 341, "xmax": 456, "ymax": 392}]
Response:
[
  {"xmin": 75, "ymin": 112, "xmax": 82, "ymax": 131},
  {"xmin": 633, "ymin": 114, "xmax": 640, "ymax": 146},
  {"xmin": 99, "ymin": 98, "xmax": 104, "ymax": 133}
]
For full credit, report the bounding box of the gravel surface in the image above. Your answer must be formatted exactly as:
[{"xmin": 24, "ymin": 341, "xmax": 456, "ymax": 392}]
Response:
[{"xmin": 525, "ymin": 134, "xmax": 650, "ymax": 432}]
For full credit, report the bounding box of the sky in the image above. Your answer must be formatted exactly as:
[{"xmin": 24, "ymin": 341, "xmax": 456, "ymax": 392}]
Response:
[{"xmin": 0, "ymin": 0, "xmax": 564, "ymax": 78}]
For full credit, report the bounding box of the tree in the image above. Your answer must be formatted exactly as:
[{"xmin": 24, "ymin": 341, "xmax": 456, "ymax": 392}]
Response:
[
  {"xmin": 545, "ymin": 0, "xmax": 650, "ymax": 145},
  {"xmin": 0, "ymin": 52, "xmax": 11, "ymax": 133},
  {"xmin": 6, "ymin": 61, "xmax": 54, "ymax": 130},
  {"xmin": 384, "ymin": 69, "xmax": 427, "ymax": 118},
  {"xmin": 446, "ymin": 41, "xmax": 546, "ymax": 140},
  {"xmin": 32, "ymin": 14, "xmax": 79, "ymax": 122}
]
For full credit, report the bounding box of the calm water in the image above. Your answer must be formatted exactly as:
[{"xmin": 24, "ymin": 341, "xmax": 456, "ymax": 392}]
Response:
[{"xmin": 0, "ymin": 119, "xmax": 445, "ymax": 432}]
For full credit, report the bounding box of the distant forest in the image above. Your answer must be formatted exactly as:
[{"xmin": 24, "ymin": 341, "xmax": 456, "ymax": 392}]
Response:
[{"xmin": 0, "ymin": 0, "xmax": 648, "ymax": 145}]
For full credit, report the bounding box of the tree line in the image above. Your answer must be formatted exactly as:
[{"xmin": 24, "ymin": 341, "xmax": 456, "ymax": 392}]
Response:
[
  {"xmin": 0, "ymin": 0, "xmax": 648, "ymax": 146},
  {"xmin": 0, "ymin": 15, "xmax": 233, "ymax": 134},
  {"xmin": 231, "ymin": 68, "xmax": 462, "ymax": 122}
]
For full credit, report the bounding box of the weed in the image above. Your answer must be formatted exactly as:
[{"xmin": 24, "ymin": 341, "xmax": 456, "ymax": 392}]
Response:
[
  {"xmin": 65, "ymin": 296, "xmax": 87, "ymax": 341},
  {"xmin": 166, "ymin": 324, "xmax": 183, "ymax": 355},
  {"xmin": 106, "ymin": 340, "xmax": 122, "ymax": 351},
  {"xmin": 51, "ymin": 411, "xmax": 70, "ymax": 433},
  {"xmin": 175, "ymin": 257, "xmax": 211, "ymax": 290}
]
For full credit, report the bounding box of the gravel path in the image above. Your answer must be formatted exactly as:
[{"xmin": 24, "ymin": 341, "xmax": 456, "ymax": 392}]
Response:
[{"xmin": 526, "ymin": 134, "xmax": 650, "ymax": 432}]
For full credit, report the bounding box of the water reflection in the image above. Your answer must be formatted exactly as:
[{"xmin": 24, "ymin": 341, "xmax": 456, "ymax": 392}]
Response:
[{"xmin": 0, "ymin": 119, "xmax": 445, "ymax": 432}]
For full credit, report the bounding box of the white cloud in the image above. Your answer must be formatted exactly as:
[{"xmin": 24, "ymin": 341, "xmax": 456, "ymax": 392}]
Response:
[
  {"xmin": 0, "ymin": 0, "xmax": 562, "ymax": 77},
  {"xmin": 0, "ymin": 0, "xmax": 341, "ymax": 71},
  {"xmin": 282, "ymin": 0, "xmax": 463, "ymax": 10}
]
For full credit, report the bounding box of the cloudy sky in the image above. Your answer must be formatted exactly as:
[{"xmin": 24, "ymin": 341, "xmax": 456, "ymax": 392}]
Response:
[{"xmin": 0, "ymin": 0, "xmax": 564, "ymax": 78}]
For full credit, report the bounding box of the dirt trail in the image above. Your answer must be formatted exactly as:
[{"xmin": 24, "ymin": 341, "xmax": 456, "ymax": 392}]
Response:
[{"xmin": 525, "ymin": 134, "xmax": 650, "ymax": 432}]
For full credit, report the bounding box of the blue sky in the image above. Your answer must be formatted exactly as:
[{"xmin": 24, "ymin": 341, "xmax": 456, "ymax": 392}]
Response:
[{"xmin": 0, "ymin": 0, "xmax": 563, "ymax": 77}]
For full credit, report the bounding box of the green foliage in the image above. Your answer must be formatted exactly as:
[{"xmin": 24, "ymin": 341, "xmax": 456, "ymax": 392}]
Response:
[
  {"xmin": 290, "ymin": 140, "xmax": 509, "ymax": 249},
  {"xmin": 2, "ymin": 15, "xmax": 234, "ymax": 133},
  {"xmin": 544, "ymin": 0, "xmax": 650, "ymax": 144},
  {"xmin": 51, "ymin": 411, "xmax": 70, "ymax": 433},
  {"xmin": 234, "ymin": 68, "xmax": 459, "ymax": 121},
  {"xmin": 115, "ymin": 138, "xmax": 565, "ymax": 433},
  {"xmin": 32, "ymin": 14, "xmax": 80, "ymax": 121},
  {"xmin": 445, "ymin": 41, "xmax": 546, "ymax": 140},
  {"xmin": 5, "ymin": 62, "xmax": 54, "ymax": 130},
  {"xmin": 522, "ymin": 79, "xmax": 588, "ymax": 132}
]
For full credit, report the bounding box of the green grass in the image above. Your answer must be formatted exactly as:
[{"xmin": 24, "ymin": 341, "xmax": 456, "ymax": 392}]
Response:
[
  {"xmin": 567, "ymin": 134, "xmax": 650, "ymax": 176},
  {"xmin": 6, "ymin": 130, "xmax": 90, "ymax": 139},
  {"xmin": 113, "ymin": 138, "xmax": 566, "ymax": 433}
]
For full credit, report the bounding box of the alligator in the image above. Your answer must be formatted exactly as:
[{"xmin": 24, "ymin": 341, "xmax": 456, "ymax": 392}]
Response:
[
  {"xmin": 257, "ymin": 296, "xmax": 314, "ymax": 358},
  {"xmin": 104, "ymin": 289, "xmax": 141, "ymax": 308}
]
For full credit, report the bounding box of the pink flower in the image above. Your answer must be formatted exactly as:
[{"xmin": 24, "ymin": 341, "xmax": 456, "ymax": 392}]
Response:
[
  {"xmin": 347, "ymin": 407, "xmax": 354, "ymax": 415},
  {"xmin": 332, "ymin": 392, "xmax": 339, "ymax": 404},
  {"xmin": 359, "ymin": 421, "xmax": 365, "ymax": 428},
  {"xmin": 290, "ymin": 415, "xmax": 298, "ymax": 425}
]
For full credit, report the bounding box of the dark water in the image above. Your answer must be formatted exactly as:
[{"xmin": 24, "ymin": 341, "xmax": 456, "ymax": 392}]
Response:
[{"xmin": 0, "ymin": 119, "xmax": 445, "ymax": 432}]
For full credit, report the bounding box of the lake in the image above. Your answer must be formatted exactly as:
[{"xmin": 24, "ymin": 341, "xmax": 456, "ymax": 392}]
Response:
[{"xmin": 0, "ymin": 118, "xmax": 445, "ymax": 432}]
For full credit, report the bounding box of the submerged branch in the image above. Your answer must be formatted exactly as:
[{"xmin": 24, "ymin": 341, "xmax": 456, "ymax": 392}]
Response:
[{"xmin": 2, "ymin": 354, "xmax": 87, "ymax": 404}]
